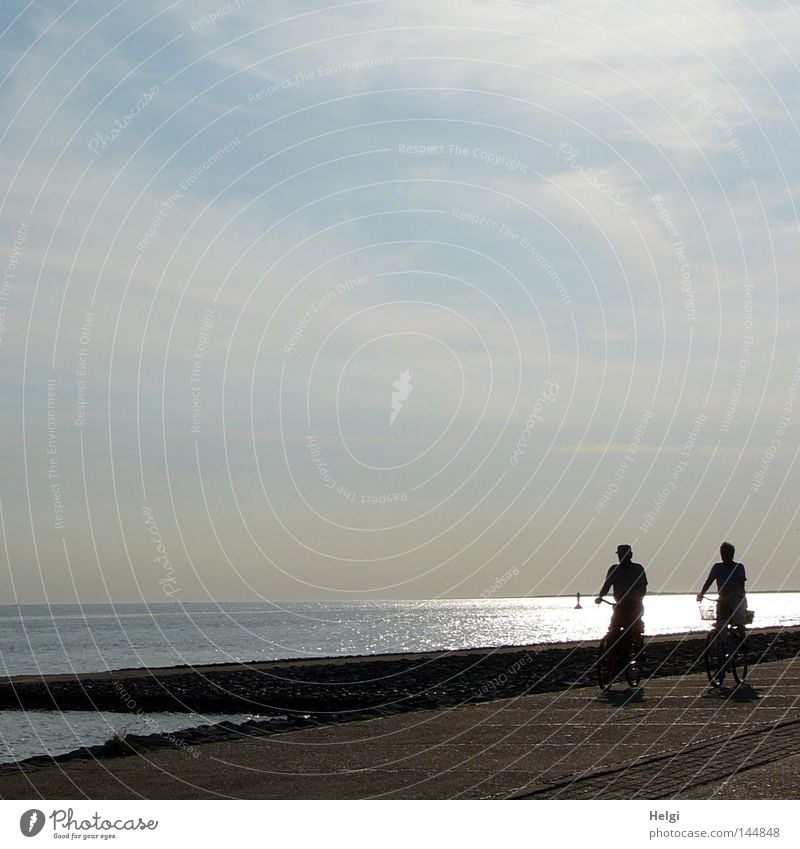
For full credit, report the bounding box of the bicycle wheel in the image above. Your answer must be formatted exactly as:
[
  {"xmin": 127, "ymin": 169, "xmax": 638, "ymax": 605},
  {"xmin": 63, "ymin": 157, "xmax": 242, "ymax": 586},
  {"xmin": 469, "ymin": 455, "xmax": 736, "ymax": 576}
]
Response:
[
  {"xmin": 704, "ymin": 629, "xmax": 724, "ymax": 687},
  {"xmin": 597, "ymin": 636, "xmax": 613, "ymax": 689},
  {"xmin": 625, "ymin": 634, "xmax": 644, "ymax": 687},
  {"xmin": 729, "ymin": 629, "xmax": 749, "ymax": 684}
]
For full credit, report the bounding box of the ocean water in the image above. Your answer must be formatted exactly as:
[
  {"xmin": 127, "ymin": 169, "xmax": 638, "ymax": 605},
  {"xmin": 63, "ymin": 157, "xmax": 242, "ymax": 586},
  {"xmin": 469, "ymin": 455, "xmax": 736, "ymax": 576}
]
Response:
[
  {"xmin": 1, "ymin": 594, "xmax": 798, "ymax": 765},
  {"xmin": 0, "ymin": 709, "xmax": 266, "ymax": 767},
  {"xmin": 1, "ymin": 594, "xmax": 799, "ymax": 678}
]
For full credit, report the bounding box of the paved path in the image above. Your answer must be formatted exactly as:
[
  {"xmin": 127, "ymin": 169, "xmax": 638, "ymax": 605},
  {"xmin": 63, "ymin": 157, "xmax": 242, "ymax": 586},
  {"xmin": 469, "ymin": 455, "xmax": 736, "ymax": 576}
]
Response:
[
  {"xmin": 518, "ymin": 714, "xmax": 800, "ymax": 798},
  {"xmin": 1, "ymin": 657, "xmax": 798, "ymax": 799}
]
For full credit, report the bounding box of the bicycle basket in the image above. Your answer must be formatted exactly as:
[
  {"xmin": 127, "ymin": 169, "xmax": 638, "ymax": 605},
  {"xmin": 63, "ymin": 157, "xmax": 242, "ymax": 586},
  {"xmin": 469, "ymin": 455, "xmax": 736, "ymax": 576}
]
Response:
[
  {"xmin": 698, "ymin": 601, "xmax": 716, "ymax": 621},
  {"xmin": 746, "ymin": 609, "xmax": 755, "ymax": 624}
]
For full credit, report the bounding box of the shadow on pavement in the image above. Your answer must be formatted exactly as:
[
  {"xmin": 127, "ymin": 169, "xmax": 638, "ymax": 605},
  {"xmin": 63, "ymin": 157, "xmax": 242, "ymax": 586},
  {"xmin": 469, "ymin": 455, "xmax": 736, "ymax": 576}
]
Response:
[
  {"xmin": 702, "ymin": 682, "xmax": 760, "ymax": 702},
  {"xmin": 597, "ymin": 687, "xmax": 645, "ymax": 706}
]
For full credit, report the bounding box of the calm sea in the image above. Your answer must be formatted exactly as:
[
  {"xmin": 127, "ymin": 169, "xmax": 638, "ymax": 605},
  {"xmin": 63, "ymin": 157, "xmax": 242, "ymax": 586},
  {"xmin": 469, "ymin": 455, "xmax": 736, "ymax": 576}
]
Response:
[{"xmin": 1, "ymin": 594, "xmax": 798, "ymax": 764}]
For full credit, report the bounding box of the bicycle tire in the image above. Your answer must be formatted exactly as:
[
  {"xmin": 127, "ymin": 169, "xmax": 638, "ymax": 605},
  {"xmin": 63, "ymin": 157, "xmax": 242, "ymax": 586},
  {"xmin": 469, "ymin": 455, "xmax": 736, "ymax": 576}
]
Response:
[
  {"xmin": 704, "ymin": 629, "xmax": 724, "ymax": 687},
  {"xmin": 597, "ymin": 636, "xmax": 613, "ymax": 689},
  {"xmin": 730, "ymin": 630, "xmax": 749, "ymax": 684},
  {"xmin": 625, "ymin": 636, "xmax": 644, "ymax": 687}
]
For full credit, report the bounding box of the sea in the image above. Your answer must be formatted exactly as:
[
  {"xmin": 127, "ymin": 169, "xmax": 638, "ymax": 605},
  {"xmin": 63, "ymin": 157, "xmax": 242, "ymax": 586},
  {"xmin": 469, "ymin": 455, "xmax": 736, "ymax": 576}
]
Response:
[{"xmin": 1, "ymin": 594, "xmax": 798, "ymax": 765}]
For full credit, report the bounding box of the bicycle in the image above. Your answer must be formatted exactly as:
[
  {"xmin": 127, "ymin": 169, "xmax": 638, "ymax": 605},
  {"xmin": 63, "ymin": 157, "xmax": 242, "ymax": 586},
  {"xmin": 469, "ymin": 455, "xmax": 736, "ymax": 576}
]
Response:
[
  {"xmin": 596, "ymin": 600, "xmax": 645, "ymax": 690},
  {"xmin": 698, "ymin": 595, "xmax": 753, "ymax": 687}
]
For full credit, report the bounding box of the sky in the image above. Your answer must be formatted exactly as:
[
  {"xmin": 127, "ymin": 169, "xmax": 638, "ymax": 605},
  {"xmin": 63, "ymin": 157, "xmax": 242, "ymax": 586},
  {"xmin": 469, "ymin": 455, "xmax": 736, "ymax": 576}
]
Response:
[{"xmin": 1, "ymin": 0, "xmax": 799, "ymax": 603}]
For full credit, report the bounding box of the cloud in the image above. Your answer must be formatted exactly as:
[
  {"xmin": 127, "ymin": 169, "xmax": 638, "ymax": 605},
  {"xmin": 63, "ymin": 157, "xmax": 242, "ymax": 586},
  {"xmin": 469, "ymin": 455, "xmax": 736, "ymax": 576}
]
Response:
[{"xmin": 1, "ymin": 0, "xmax": 799, "ymax": 600}]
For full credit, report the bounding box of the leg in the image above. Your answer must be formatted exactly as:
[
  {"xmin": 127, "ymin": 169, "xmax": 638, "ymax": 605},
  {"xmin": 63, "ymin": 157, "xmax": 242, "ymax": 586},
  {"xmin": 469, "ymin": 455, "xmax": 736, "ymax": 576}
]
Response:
[
  {"xmin": 704, "ymin": 627, "xmax": 724, "ymax": 687},
  {"xmin": 597, "ymin": 636, "xmax": 613, "ymax": 689},
  {"xmin": 632, "ymin": 615, "xmax": 644, "ymax": 654},
  {"xmin": 613, "ymin": 608, "xmax": 640, "ymax": 681},
  {"xmin": 606, "ymin": 608, "xmax": 625, "ymax": 652}
]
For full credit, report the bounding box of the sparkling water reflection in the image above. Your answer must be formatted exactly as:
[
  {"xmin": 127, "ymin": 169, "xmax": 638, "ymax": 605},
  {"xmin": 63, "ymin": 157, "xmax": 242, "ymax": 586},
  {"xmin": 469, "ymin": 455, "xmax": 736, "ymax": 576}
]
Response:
[{"xmin": 1, "ymin": 594, "xmax": 798, "ymax": 678}]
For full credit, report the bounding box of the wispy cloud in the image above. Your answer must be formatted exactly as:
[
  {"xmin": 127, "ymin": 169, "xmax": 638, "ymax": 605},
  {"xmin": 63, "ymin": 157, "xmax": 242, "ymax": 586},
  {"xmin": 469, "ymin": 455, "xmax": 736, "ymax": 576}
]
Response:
[{"xmin": 1, "ymin": 0, "xmax": 799, "ymax": 600}]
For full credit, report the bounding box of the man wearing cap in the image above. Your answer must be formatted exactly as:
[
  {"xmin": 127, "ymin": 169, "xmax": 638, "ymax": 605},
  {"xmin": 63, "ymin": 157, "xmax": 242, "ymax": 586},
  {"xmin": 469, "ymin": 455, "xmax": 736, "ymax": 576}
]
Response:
[{"xmin": 595, "ymin": 544, "xmax": 648, "ymax": 642}]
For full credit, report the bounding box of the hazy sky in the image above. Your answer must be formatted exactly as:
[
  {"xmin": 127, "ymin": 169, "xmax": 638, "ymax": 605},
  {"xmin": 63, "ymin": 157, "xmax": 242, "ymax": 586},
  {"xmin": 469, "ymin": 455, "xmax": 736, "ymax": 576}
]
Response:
[{"xmin": 1, "ymin": 0, "xmax": 799, "ymax": 603}]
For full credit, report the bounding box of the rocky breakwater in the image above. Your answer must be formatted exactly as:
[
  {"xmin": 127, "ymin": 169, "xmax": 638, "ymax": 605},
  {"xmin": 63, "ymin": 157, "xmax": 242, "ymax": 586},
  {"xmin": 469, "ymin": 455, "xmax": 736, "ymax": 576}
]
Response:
[{"xmin": 1, "ymin": 628, "xmax": 798, "ymax": 719}]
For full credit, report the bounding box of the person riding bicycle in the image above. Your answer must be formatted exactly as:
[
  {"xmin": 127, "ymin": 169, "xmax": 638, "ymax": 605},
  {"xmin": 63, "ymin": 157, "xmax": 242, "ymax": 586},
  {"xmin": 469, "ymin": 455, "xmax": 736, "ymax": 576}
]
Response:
[
  {"xmin": 696, "ymin": 541, "xmax": 747, "ymax": 642},
  {"xmin": 595, "ymin": 544, "xmax": 648, "ymax": 642}
]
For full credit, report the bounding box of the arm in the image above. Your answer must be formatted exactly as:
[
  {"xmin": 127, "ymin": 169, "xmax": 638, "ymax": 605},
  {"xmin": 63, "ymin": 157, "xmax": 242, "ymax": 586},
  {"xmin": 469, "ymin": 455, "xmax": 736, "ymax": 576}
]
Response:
[
  {"xmin": 596, "ymin": 567, "xmax": 614, "ymax": 602},
  {"xmin": 696, "ymin": 570, "xmax": 714, "ymax": 602}
]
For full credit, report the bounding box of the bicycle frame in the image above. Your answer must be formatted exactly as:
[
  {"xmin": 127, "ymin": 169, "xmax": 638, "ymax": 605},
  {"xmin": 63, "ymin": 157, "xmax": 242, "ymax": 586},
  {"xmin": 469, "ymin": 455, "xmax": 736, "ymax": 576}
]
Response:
[
  {"xmin": 597, "ymin": 600, "xmax": 645, "ymax": 689},
  {"xmin": 698, "ymin": 594, "xmax": 748, "ymax": 687}
]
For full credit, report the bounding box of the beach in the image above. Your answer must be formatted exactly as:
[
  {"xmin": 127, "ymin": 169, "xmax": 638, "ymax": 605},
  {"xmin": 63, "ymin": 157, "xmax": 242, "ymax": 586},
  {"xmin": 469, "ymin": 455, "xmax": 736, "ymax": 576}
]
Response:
[{"xmin": 1, "ymin": 627, "xmax": 799, "ymax": 799}]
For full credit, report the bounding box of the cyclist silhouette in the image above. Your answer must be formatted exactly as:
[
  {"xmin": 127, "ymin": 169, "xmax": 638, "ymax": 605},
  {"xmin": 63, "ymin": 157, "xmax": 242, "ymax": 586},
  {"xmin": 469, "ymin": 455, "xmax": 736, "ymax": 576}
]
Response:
[
  {"xmin": 696, "ymin": 541, "xmax": 747, "ymax": 640},
  {"xmin": 595, "ymin": 544, "xmax": 648, "ymax": 641}
]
